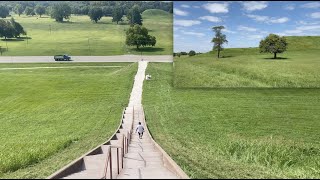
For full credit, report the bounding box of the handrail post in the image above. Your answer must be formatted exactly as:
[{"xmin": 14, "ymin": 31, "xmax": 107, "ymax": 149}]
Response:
[
  {"xmin": 109, "ymin": 147, "xmax": 112, "ymax": 179},
  {"xmin": 122, "ymin": 135, "xmax": 124, "ymax": 168},
  {"xmin": 117, "ymin": 148, "xmax": 119, "ymax": 174}
]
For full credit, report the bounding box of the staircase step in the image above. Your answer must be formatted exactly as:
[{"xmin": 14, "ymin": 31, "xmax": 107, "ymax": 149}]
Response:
[{"xmin": 62, "ymin": 169, "xmax": 104, "ymax": 179}]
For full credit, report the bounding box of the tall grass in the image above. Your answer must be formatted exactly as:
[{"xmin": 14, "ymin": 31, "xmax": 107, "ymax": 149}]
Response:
[
  {"xmin": 174, "ymin": 49, "xmax": 320, "ymax": 88},
  {"xmin": 143, "ymin": 63, "xmax": 320, "ymax": 178},
  {"xmin": 0, "ymin": 63, "xmax": 137, "ymax": 178}
]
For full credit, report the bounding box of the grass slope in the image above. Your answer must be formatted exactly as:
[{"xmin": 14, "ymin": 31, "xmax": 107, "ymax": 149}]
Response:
[
  {"xmin": 174, "ymin": 36, "xmax": 320, "ymax": 88},
  {"xmin": 143, "ymin": 63, "xmax": 320, "ymax": 179},
  {"xmin": 0, "ymin": 10, "xmax": 172, "ymax": 56},
  {"xmin": 0, "ymin": 62, "xmax": 137, "ymax": 178}
]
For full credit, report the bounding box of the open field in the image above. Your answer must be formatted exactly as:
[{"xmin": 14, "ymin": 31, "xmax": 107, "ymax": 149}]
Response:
[
  {"xmin": 173, "ymin": 36, "xmax": 320, "ymax": 88},
  {"xmin": 0, "ymin": 9, "xmax": 172, "ymax": 56},
  {"xmin": 0, "ymin": 62, "xmax": 137, "ymax": 178},
  {"xmin": 143, "ymin": 63, "xmax": 320, "ymax": 178}
]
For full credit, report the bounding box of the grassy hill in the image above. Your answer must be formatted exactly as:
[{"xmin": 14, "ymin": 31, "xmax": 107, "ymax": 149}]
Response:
[
  {"xmin": 173, "ymin": 36, "xmax": 320, "ymax": 88},
  {"xmin": 0, "ymin": 9, "xmax": 172, "ymax": 56},
  {"xmin": 143, "ymin": 63, "xmax": 320, "ymax": 179}
]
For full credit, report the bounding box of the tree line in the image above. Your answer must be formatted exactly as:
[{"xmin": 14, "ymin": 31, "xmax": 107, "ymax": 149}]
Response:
[{"xmin": 0, "ymin": 1, "xmax": 172, "ymax": 19}]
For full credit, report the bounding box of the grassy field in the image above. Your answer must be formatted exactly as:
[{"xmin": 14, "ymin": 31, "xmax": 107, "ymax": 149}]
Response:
[
  {"xmin": 174, "ymin": 36, "xmax": 320, "ymax": 88},
  {"xmin": 143, "ymin": 63, "xmax": 320, "ymax": 178},
  {"xmin": 0, "ymin": 9, "xmax": 172, "ymax": 56},
  {"xmin": 0, "ymin": 62, "xmax": 137, "ymax": 178}
]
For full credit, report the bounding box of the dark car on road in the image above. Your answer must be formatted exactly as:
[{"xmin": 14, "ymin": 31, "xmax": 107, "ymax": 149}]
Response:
[{"xmin": 54, "ymin": 54, "xmax": 71, "ymax": 61}]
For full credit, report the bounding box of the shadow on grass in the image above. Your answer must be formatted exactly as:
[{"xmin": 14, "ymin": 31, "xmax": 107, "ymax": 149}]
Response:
[
  {"xmin": 1, "ymin": 38, "xmax": 24, "ymax": 42},
  {"xmin": 263, "ymin": 57, "xmax": 290, "ymax": 60},
  {"xmin": 134, "ymin": 47, "xmax": 165, "ymax": 53},
  {"xmin": 17, "ymin": 37, "xmax": 32, "ymax": 40}
]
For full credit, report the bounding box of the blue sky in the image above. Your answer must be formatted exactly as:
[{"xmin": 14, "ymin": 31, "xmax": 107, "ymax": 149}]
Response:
[{"xmin": 173, "ymin": 1, "xmax": 320, "ymax": 53}]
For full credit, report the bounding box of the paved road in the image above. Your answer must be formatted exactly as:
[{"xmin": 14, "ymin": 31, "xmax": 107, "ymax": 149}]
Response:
[{"xmin": 0, "ymin": 55, "xmax": 173, "ymax": 63}]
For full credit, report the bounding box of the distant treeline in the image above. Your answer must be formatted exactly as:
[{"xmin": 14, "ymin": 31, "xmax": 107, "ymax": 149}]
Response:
[{"xmin": 0, "ymin": 1, "xmax": 173, "ymax": 16}]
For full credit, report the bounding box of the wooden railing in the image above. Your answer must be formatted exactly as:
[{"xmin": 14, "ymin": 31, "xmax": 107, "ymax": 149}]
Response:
[{"xmin": 102, "ymin": 107, "xmax": 134, "ymax": 179}]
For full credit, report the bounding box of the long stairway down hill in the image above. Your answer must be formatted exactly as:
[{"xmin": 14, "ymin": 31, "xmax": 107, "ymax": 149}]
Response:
[
  {"xmin": 118, "ymin": 61, "xmax": 179, "ymax": 179},
  {"xmin": 47, "ymin": 61, "xmax": 188, "ymax": 179}
]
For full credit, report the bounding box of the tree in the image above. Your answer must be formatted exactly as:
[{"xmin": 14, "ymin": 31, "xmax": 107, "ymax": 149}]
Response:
[
  {"xmin": 127, "ymin": 5, "xmax": 143, "ymax": 25},
  {"xmin": 0, "ymin": 5, "xmax": 10, "ymax": 18},
  {"xmin": 211, "ymin": 26, "xmax": 228, "ymax": 58},
  {"xmin": 0, "ymin": 18, "xmax": 26, "ymax": 39},
  {"xmin": 259, "ymin": 34, "xmax": 288, "ymax": 59},
  {"xmin": 101, "ymin": 6, "xmax": 112, "ymax": 16},
  {"xmin": 112, "ymin": 5, "xmax": 123, "ymax": 24},
  {"xmin": 88, "ymin": 7, "xmax": 103, "ymax": 23},
  {"xmin": 188, "ymin": 50, "xmax": 196, "ymax": 56},
  {"xmin": 14, "ymin": 4, "xmax": 24, "ymax": 17},
  {"xmin": 50, "ymin": 2, "xmax": 71, "ymax": 22},
  {"xmin": 9, "ymin": 18, "xmax": 26, "ymax": 37},
  {"xmin": 24, "ymin": 6, "xmax": 34, "ymax": 16},
  {"xmin": 125, "ymin": 24, "xmax": 156, "ymax": 50},
  {"xmin": 35, "ymin": 5, "xmax": 46, "ymax": 17}
]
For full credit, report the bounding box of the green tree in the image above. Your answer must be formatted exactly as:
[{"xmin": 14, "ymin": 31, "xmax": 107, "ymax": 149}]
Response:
[
  {"xmin": 259, "ymin": 34, "xmax": 288, "ymax": 59},
  {"xmin": 211, "ymin": 26, "xmax": 228, "ymax": 58},
  {"xmin": 35, "ymin": 5, "xmax": 46, "ymax": 17},
  {"xmin": 0, "ymin": 5, "xmax": 10, "ymax": 18},
  {"xmin": 112, "ymin": 5, "xmax": 123, "ymax": 24},
  {"xmin": 125, "ymin": 24, "xmax": 156, "ymax": 50},
  {"xmin": 50, "ymin": 2, "xmax": 71, "ymax": 22},
  {"xmin": 9, "ymin": 18, "xmax": 26, "ymax": 37},
  {"xmin": 0, "ymin": 19, "xmax": 26, "ymax": 39},
  {"xmin": 14, "ymin": 4, "xmax": 24, "ymax": 17},
  {"xmin": 127, "ymin": 5, "xmax": 143, "ymax": 25},
  {"xmin": 101, "ymin": 6, "xmax": 112, "ymax": 16},
  {"xmin": 188, "ymin": 50, "xmax": 196, "ymax": 56},
  {"xmin": 24, "ymin": 6, "xmax": 34, "ymax": 16},
  {"xmin": 88, "ymin": 7, "xmax": 103, "ymax": 23}
]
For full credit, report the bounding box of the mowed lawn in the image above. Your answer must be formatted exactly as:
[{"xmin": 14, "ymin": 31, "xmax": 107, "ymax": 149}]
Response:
[
  {"xmin": 0, "ymin": 9, "xmax": 172, "ymax": 56},
  {"xmin": 174, "ymin": 36, "xmax": 320, "ymax": 88},
  {"xmin": 143, "ymin": 63, "xmax": 320, "ymax": 178},
  {"xmin": 0, "ymin": 62, "xmax": 137, "ymax": 178}
]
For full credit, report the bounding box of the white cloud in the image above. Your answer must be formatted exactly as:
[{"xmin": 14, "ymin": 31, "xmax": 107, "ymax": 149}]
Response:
[
  {"xmin": 193, "ymin": 6, "xmax": 200, "ymax": 8},
  {"xmin": 280, "ymin": 25, "xmax": 320, "ymax": 36},
  {"xmin": 311, "ymin": 12, "xmax": 320, "ymax": 19},
  {"xmin": 222, "ymin": 28, "xmax": 236, "ymax": 34},
  {"xmin": 237, "ymin": 25, "xmax": 257, "ymax": 32},
  {"xmin": 246, "ymin": 14, "xmax": 269, "ymax": 22},
  {"xmin": 241, "ymin": 1, "xmax": 268, "ymax": 12},
  {"xmin": 296, "ymin": 25, "xmax": 320, "ymax": 31},
  {"xmin": 174, "ymin": 8, "xmax": 189, "ymax": 16},
  {"xmin": 181, "ymin": 4, "xmax": 190, "ymax": 8},
  {"xmin": 248, "ymin": 35, "xmax": 263, "ymax": 39},
  {"xmin": 284, "ymin": 4, "xmax": 295, "ymax": 10},
  {"xmin": 174, "ymin": 20, "xmax": 201, "ymax": 27},
  {"xmin": 269, "ymin": 17, "xmax": 289, "ymax": 23},
  {"xmin": 203, "ymin": 3, "xmax": 229, "ymax": 13},
  {"xmin": 246, "ymin": 14, "xmax": 289, "ymax": 24},
  {"xmin": 199, "ymin": 16, "xmax": 221, "ymax": 22},
  {"xmin": 181, "ymin": 31, "xmax": 206, "ymax": 37},
  {"xmin": 301, "ymin": 2, "xmax": 320, "ymax": 9}
]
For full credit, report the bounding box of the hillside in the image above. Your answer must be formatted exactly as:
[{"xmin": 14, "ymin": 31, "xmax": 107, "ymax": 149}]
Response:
[{"xmin": 173, "ymin": 36, "xmax": 320, "ymax": 88}]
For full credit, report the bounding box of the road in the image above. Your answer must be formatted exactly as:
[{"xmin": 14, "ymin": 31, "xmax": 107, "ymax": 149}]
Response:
[{"xmin": 0, "ymin": 55, "xmax": 173, "ymax": 63}]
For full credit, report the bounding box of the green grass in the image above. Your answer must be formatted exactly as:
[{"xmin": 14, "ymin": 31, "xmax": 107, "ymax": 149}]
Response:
[
  {"xmin": 0, "ymin": 62, "xmax": 137, "ymax": 178},
  {"xmin": 173, "ymin": 36, "xmax": 320, "ymax": 88},
  {"xmin": 174, "ymin": 49, "xmax": 320, "ymax": 88},
  {"xmin": 0, "ymin": 9, "xmax": 172, "ymax": 56},
  {"xmin": 143, "ymin": 63, "xmax": 320, "ymax": 178}
]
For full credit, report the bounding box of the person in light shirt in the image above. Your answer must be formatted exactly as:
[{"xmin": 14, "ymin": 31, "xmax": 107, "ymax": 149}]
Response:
[{"xmin": 135, "ymin": 122, "xmax": 145, "ymax": 139}]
